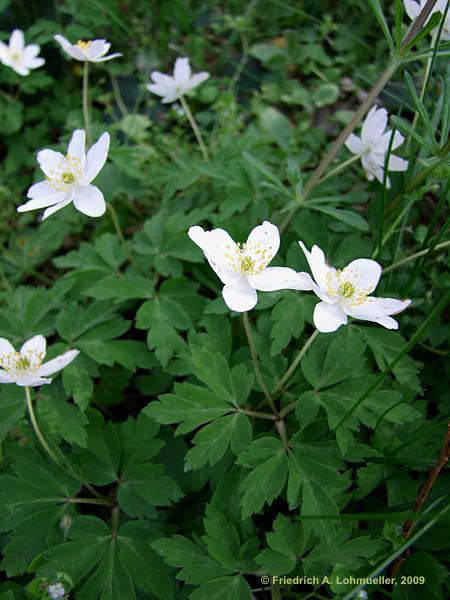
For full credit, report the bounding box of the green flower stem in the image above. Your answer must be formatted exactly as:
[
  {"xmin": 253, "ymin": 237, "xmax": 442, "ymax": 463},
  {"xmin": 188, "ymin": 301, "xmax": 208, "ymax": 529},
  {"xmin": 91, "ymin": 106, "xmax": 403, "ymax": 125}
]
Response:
[
  {"xmin": 315, "ymin": 154, "xmax": 359, "ymax": 185},
  {"xmin": 106, "ymin": 203, "xmax": 136, "ymax": 266},
  {"xmin": 280, "ymin": 61, "xmax": 399, "ymax": 232},
  {"xmin": 271, "ymin": 329, "xmax": 319, "ymax": 397},
  {"xmin": 239, "ymin": 408, "xmax": 277, "ymax": 421},
  {"xmin": 83, "ymin": 61, "xmax": 91, "ymax": 145},
  {"xmin": 25, "ymin": 386, "xmax": 63, "ymax": 467},
  {"xmin": 68, "ymin": 497, "xmax": 112, "ymax": 506},
  {"xmin": 382, "ymin": 239, "xmax": 450, "ymax": 274},
  {"xmin": 242, "ymin": 312, "xmax": 277, "ymax": 415},
  {"xmin": 109, "ymin": 70, "xmax": 128, "ymax": 117},
  {"xmin": 179, "ymin": 94, "xmax": 210, "ymax": 162}
]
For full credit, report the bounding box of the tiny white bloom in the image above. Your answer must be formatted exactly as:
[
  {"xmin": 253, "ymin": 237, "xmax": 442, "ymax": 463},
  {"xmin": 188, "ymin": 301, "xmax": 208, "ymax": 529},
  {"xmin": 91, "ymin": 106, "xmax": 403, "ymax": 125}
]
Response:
[
  {"xmin": 404, "ymin": 0, "xmax": 450, "ymax": 40},
  {"xmin": 0, "ymin": 29, "xmax": 45, "ymax": 76},
  {"xmin": 0, "ymin": 335, "xmax": 79, "ymax": 387},
  {"xmin": 298, "ymin": 242, "xmax": 411, "ymax": 333},
  {"xmin": 17, "ymin": 129, "xmax": 109, "ymax": 219},
  {"xmin": 188, "ymin": 221, "xmax": 312, "ymax": 312},
  {"xmin": 345, "ymin": 106, "xmax": 408, "ymax": 188},
  {"xmin": 146, "ymin": 57, "xmax": 209, "ymax": 104},
  {"xmin": 48, "ymin": 583, "xmax": 66, "ymax": 599},
  {"xmin": 54, "ymin": 34, "xmax": 122, "ymax": 62}
]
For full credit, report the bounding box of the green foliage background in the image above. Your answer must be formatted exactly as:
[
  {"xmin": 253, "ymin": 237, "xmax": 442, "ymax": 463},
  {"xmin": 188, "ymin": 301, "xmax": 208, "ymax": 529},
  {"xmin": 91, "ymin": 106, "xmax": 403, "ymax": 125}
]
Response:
[{"xmin": 0, "ymin": 0, "xmax": 449, "ymax": 599}]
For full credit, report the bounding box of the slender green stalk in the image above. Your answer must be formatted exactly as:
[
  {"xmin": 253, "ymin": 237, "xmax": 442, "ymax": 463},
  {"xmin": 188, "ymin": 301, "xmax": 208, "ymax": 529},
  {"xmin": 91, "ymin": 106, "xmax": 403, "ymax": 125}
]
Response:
[
  {"xmin": 242, "ymin": 312, "xmax": 277, "ymax": 415},
  {"xmin": 106, "ymin": 203, "xmax": 137, "ymax": 267},
  {"xmin": 280, "ymin": 61, "xmax": 399, "ymax": 232},
  {"xmin": 271, "ymin": 329, "xmax": 319, "ymax": 397},
  {"xmin": 68, "ymin": 497, "xmax": 112, "ymax": 506},
  {"xmin": 25, "ymin": 387, "xmax": 62, "ymax": 467},
  {"xmin": 109, "ymin": 70, "xmax": 128, "ymax": 117},
  {"xmin": 82, "ymin": 61, "xmax": 91, "ymax": 144},
  {"xmin": 382, "ymin": 239, "xmax": 450, "ymax": 274},
  {"xmin": 179, "ymin": 94, "xmax": 210, "ymax": 162},
  {"xmin": 378, "ymin": 125, "xmax": 400, "ymax": 259},
  {"xmin": 316, "ymin": 154, "xmax": 359, "ymax": 185},
  {"xmin": 240, "ymin": 408, "xmax": 277, "ymax": 421}
]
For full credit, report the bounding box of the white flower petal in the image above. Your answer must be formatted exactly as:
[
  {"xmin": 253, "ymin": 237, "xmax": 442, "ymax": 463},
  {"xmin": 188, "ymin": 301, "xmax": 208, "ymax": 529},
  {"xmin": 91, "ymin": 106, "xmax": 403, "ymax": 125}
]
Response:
[
  {"xmin": 188, "ymin": 225, "xmax": 241, "ymax": 285},
  {"xmin": 37, "ymin": 349, "xmax": 80, "ymax": 377},
  {"xmin": 246, "ymin": 221, "xmax": 280, "ymax": 265},
  {"xmin": 361, "ymin": 106, "xmax": 387, "ymax": 146},
  {"xmin": 25, "ymin": 57, "xmax": 45, "ymax": 69},
  {"xmin": 73, "ymin": 185, "xmax": 106, "ymax": 217},
  {"xmin": 67, "ymin": 129, "xmax": 86, "ymax": 169},
  {"xmin": 37, "ymin": 149, "xmax": 65, "ymax": 179},
  {"xmin": 343, "ymin": 258, "xmax": 382, "ymax": 294},
  {"xmin": 222, "ymin": 279, "xmax": 258, "ymax": 312},
  {"xmin": 86, "ymin": 40, "xmax": 108, "ymax": 60},
  {"xmin": 27, "ymin": 180, "xmax": 67, "ymax": 200},
  {"xmin": 15, "ymin": 374, "xmax": 52, "ymax": 387},
  {"xmin": 20, "ymin": 335, "xmax": 46, "ymax": 368},
  {"xmin": 81, "ymin": 132, "xmax": 110, "ymax": 184},
  {"xmin": 91, "ymin": 52, "xmax": 122, "ymax": 62},
  {"xmin": 387, "ymin": 154, "xmax": 409, "ymax": 172},
  {"xmin": 249, "ymin": 267, "xmax": 312, "ymax": 291},
  {"xmin": 10, "ymin": 29, "xmax": 25, "ymax": 52},
  {"xmin": 314, "ymin": 301, "xmax": 348, "ymax": 333},
  {"xmin": 42, "ymin": 194, "xmax": 74, "ymax": 220},
  {"xmin": 17, "ymin": 191, "xmax": 70, "ymax": 213},
  {"xmin": 345, "ymin": 133, "xmax": 364, "ymax": 155},
  {"xmin": 361, "ymin": 154, "xmax": 386, "ymax": 186},
  {"xmin": 298, "ymin": 241, "xmax": 340, "ymax": 298},
  {"xmin": 54, "ymin": 34, "xmax": 86, "ymax": 61},
  {"xmin": 0, "ymin": 370, "xmax": 16, "ymax": 384},
  {"xmin": 0, "ymin": 338, "xmax": 17, "ymax": 363},
  {"xmin": 22, "ymin": 44, "xmax": 40, "ymax": 60},
  {"xmin": 379, "ymin": 130, "xmax": 405, "ymax": 151},
  {"xmin": 186, "ymin": 71, "xmax": 209, "ymax": 91},
  {"xmin": 404, "ymin": 0, "xmax": 421, "ymax": 20},
  {"xmin": 344, "ymin": 297, "xmax": 411, "ymax": 325},
  {"xmin": 174, "ymin": 57, "xmax": 191, "ymax": 85}
]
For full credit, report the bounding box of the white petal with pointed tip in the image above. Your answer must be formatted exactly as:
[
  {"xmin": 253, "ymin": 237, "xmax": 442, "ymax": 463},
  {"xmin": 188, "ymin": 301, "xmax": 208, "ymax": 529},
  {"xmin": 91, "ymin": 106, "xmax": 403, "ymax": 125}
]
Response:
[
  {"xmin": 81, "ymin": 132, "xmax": 110, "ymax": 184},
  {"xmin": 37, "ymin": 349, "xmax": 80, "ymax": 377},
  {"xmin": 19, "ymin": 335, "xmax": 46, "ymax": 368}
]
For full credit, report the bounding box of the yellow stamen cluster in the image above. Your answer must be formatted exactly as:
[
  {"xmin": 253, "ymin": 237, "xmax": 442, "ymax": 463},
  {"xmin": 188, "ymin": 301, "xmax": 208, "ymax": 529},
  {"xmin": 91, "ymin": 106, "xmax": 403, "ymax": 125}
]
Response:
[
  {"xmin": 225, "ymin": 241, "xmax": 273, "ymax": 275},
  {"xmin": 325, "ymin": 267, "xmax": 373, "ymax": 306},
  {"xmin": 0, "ymin": 349, "xmax": 44, "ymax": 373},
  {"xmin": 47, "ymin": 154, "xmax": 82, "ymax": 191},
  {"xmin": 339, "ymin": 280, "xmax": 355, "ymax": 298},
  {"xmin": 76, "ymin": 40, "xmax": 92, "ymax": 49}
]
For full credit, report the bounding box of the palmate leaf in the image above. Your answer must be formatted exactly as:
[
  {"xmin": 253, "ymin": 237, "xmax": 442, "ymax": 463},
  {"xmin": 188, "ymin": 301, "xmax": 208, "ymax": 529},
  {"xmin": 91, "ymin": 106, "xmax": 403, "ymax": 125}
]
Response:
[
  {"xmin": 74, "ymin": 410, "xmax": 182, "ymax": 517},
  {"xmin": 147, "ymin": 347, "xmax": 254, "ymax": 469},
  {"xmin": 153, "ymin": 506, "xmax": 255, "ymax": 599},
  {"xmin": 256, "ymin": 515, "xmax": 305, "ymax": 575},
  {"xmin": 0, "ymin": 447, "xmax": 81, "ymax": 577},
  {"xmin": 38, "ymin": 517, "xmax": 174, "ymax": 600}
]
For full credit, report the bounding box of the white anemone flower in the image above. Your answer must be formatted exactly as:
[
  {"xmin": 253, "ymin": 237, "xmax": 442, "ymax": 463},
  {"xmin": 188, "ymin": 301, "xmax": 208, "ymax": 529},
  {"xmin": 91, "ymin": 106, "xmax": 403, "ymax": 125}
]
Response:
[
  {"xmin": 404, "ymin": 0, "xmax": 450, "ymax": 40},
  {"xmin": 0, "ymin": 335, "xmax": 79, "ymax": 387},
  {"xmin": 146, "ymin": 57, "xmax": 209, "ymax": 103},
  {"xmin": 17, "ymin": 129, "xmax": 109, "ymax": 220},
  {"xmin": 54, "ymin": 34, "xmax": 122, "ymax": 62},
  {"xmin": 0, "ymin": 29, "xmax": 45, "ymax": 76},
  {"xmin": 298, "ymin": 242, "xmax": 411, "ymax": 333},
  {"xmin": 188, "ymin": 222, "xmax": 312, "ymax": 312},
  {"xmin": 345, "ymin": 106, "xmax": 408, "ymax": 188}
]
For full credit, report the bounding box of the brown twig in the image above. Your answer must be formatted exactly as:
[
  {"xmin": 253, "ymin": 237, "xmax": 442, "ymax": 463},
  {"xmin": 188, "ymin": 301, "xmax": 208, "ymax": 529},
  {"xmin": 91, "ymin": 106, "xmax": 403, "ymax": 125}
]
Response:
[{"xmin": 390, "ymin": 423, "xmax": 450, "ymax": 576}]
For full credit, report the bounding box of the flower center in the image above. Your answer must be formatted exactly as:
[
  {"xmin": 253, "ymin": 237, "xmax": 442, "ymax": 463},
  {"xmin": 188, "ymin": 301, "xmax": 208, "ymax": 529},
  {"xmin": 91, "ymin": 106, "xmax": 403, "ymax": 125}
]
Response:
[
  {"xmin": 225, "ymin": 241, "xmax": 273, "ymax": 275},
  {"xmin": 339, "ymin": 280, "xmax": 355, "ymax": 298},
  {"xmin": 62, "ymin": 172, "xmax": 76, "ymax": 184},
  {"xmin": 15, "ymin": 356, "xmax": 31, "ymax": 370},
  {"xmin": 76, "ymin": 40, "xmax": 92, "ymax": 49},
  {"xmin": 240, "ymin": 256, "xmax": 255, "ymax": 272}
]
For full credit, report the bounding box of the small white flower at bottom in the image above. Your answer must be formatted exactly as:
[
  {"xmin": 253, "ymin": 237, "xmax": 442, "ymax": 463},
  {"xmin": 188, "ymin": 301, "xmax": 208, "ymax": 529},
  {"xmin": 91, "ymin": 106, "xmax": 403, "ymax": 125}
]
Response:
[
  {"xmin": 48, "ymin": 583, "xmax": 66, "ymax": 599},
  {"xmin": 188, "ymin": 221, "xmax": 312, "ymax": 312},
  {"xmin": 345, "ymin": 106, "xmax": 408, "ymax": 188},
  {"xmin": 0, "ymin": 29, "xmax": 45, "ymax": 76},
  {"xmin": 0, "ymin": 335, "xmax": 79, "ymax": 387},
  {"xmin": 17, "ymin": 129, "xmax": 109, "ymax": 220},
  {"xmin": 298, "ymin": 242, "xmax": 411, "ymax": 333}
]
